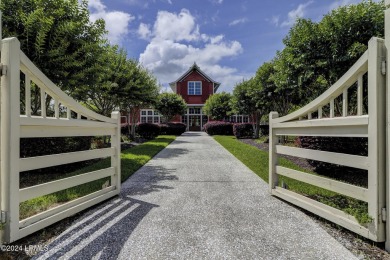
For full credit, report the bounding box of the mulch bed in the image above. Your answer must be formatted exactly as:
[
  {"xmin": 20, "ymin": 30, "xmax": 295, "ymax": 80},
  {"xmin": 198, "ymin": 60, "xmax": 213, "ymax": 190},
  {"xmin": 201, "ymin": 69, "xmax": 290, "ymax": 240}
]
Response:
[{"xmin": 239, "ymin": 138, "xmax": 390, "ymax": 260}]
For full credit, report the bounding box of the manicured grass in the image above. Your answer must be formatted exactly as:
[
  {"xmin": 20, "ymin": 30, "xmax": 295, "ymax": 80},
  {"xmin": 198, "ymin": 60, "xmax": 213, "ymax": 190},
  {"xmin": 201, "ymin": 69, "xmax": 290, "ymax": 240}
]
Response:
[
  {"xmin": 213, "ymin": 135, "xmax": 370, "ymax": 225},
  {"xmin": 20, "ymin": 135, "xmax": 176, "ymax": 220}
]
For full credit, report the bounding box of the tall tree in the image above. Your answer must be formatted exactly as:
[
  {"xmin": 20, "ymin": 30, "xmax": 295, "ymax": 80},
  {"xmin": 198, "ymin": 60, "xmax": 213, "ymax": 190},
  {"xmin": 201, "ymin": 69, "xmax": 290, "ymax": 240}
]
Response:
[
  {"xmin": 154, "ymin": 93, "xmax": 187, "ymax": 123},
  {"xmin": 77, "ymin": 45, "xmax": 126, "ymax": 117},
  {"xmin": 1, "ymin": 0, "xmax": 107, "ymax": 94},
  {"xmin": 231, "ymin": 78, "xmax": 267, "ymax": 138},
  {"xmin": 279, "ymin": 0, "xmax": 384, "ymax": 107},
  {"xmin": 203, "ymin": 92, "xmax": 232, "ymax": 120},
  {"xmin": 113, "ymin": 61, "xmax": 160, "ymax": 138}
]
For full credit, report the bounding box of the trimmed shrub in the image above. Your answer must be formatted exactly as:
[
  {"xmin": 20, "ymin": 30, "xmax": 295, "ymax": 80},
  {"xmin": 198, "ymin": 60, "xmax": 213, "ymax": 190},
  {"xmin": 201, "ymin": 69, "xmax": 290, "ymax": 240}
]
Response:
[
  {"xmin": 20, "ymin": 137, "xmax": 93, "ymax": 177},
  {"xmin": 20, "ymin": 137, "xmax": 92, "ymax": 157},
  {"xmin": 167, "ymin": 122, "xmax": 186, "ymax": 135},
  {"xmin": 298, "ymin": 136, "xmax": 368, "ymax": 186},
  {"xmin": 136, "ymin": 123, "xmax": 161, "ymax": 139},
  {"xmin": 259, "ymin": 124, "xmax": 269, "ymax": 136},
  {"xmin": 233, "ymin": 123, "xmax": 253, "ymax": 139},
  {"xmin": 121, "ymin": 124, "xmax": 130, "ymax": 136},
  {"xmin": 160, "ymin": 122, "xmax": 186, "ymax": 135},
  {"xmin": 159, "ymin": 124, "xmax": 169, "ymax": 135},
  {"xmin": 203, "ymin": 121, "xmax": 233, "ymax": 135}
]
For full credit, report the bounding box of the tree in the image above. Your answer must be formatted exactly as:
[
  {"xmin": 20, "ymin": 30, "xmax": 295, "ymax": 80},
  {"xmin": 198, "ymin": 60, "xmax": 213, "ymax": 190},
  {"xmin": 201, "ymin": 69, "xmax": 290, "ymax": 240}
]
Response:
[
  {"xmin": 231, "ymin": 78, "xmax": 267, "ymax": 138},
  {"xmin": 278, "ymin": 0, "xmax": 384, "ymax": 107},
  {"xmin": 113, "ymin": 61, "xmax": 160, "ymax": 138},
  {"xmin": 154, "ymin": 93, "xmax": 187, "ymax": 123},
  {"xmin": 203, "ymin": 92, "xmax": 232, "ymax": 120},
  {"xmin": 78, "ymin": 45, "xmax": 125, "ymax": 117},
  {"xmin": 2, "ymin": 0, "xmax": 107, "ymax": 95}
]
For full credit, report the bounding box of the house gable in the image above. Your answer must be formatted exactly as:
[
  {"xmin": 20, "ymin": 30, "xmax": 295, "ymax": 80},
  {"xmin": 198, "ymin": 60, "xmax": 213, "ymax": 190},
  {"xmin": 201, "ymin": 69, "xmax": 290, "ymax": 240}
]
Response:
[{"xmin": 169, "ymin": 63, "xmax": 220, "ymax": 105}]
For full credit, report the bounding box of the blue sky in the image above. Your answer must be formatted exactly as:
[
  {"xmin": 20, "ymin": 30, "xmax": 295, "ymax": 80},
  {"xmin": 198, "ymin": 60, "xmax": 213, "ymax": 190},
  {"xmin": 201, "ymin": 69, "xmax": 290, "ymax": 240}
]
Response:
[{"xmin": 88, "ymin": 0, "xmax": 366, "ymax": 92}]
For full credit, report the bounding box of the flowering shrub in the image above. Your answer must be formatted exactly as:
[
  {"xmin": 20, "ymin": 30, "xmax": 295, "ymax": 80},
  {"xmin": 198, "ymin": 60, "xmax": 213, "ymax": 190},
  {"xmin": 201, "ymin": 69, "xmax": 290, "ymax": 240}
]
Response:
[
  {"xmin": 233, "ymin": 123, "xmax": 253, "ymax": 139},
  {"xmin": 136, "ymin": 123, "xmax": 161, "ymax": 139},
  {"xmin": 203, "ymin": 121, "xmax": 233, "ymax": 135}
]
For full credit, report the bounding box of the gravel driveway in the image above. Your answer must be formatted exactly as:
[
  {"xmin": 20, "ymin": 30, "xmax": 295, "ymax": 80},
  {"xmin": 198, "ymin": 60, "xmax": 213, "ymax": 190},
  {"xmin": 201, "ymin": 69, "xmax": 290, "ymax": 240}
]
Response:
[{"xmin": 34, "ymin": 132, "xmax": 357, "ymax": 260}]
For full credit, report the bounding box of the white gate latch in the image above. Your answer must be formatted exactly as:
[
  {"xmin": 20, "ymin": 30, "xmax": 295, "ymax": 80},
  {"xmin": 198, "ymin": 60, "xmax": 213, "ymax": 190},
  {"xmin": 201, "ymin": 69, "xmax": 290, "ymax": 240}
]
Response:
[
  {"xmin": 382, "ymin": 208, "xmax": 387, "ymax": 222},
  {"xmin": 0, "ymin": 63, "xmax": 6, "ymax": 76},
  {"xmin": 381, "ymin": 60, "xmax": 386, "ymax": 75},
  {"xmin": 1, "ymin": 211, "xmax": 7, "ymax": 223}
]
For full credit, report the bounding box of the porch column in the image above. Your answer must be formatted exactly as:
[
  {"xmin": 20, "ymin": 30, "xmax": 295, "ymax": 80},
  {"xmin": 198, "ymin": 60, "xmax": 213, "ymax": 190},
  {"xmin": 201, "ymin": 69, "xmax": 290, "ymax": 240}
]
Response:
[
  {"xmin": 187, "ymin": 108, "xmax": 189, "ymax": 131},
  {"xmin": 200, "ymin": 107, "xmax": 203, "ymax": 130}
]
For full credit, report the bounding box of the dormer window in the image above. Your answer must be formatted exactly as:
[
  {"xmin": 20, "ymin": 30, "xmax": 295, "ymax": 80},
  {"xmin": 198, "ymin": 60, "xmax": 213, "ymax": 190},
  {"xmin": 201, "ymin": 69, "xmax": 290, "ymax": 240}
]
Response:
[{"xmin": 188, "ymin": 81, "xmax": 202, "ymax": 95}]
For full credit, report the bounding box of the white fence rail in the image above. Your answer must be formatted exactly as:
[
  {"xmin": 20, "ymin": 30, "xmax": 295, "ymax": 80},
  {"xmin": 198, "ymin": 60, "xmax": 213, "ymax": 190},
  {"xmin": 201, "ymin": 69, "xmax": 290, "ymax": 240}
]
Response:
[
  {"xmin": 269, "ymin": 37, "xmax": 386, "ymax": 241},
  {"xmin": 0, "ymin": 37, "xmax": 121, "ymax": 243}
]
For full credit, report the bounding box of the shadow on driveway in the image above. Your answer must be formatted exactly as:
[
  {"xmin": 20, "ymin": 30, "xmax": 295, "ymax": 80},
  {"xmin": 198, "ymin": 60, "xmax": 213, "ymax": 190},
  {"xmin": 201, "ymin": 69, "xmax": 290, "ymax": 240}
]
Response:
[
  {"xmin": 34, "ymin": 143, "xmax": 182, "ymax": 259},
  {"xmin": 34, "ymin": 197, "xmax": 158, "ymax": 260}
]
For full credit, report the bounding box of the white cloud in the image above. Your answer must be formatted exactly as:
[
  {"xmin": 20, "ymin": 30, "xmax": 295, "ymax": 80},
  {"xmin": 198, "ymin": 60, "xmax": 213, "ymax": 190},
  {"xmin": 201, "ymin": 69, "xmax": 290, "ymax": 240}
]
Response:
[
  {"xmin": 153, "ymin": 9, "xmax": 200, "ymax": 42},
  {"xmin": 138, "ymin": 23, "xmax": 152, "ymax": 40},
  {"xmin": 281, "ymin": 1, "xmax": 313, "ymax": 27},
  {"xmin": 328, "ymin": 0, "xmax": 363, "ymax": 10},
  {"xmin": 229, "ymin": 18, "xmax": 248, "ymax": 26},
  {"xmin": 88, "ymin": 0, "xmax": 134, "ymax": 44},
  {"xmin": 211, "ymin": 0, "xmax": 223, "ymax": 4},
  {"xmin": 266, "ymin": 15, "xmax": 280, "ymax": 27},
  {"xmin": 139, "ymin": 9, "xmax": 245, "ymax": 92}
]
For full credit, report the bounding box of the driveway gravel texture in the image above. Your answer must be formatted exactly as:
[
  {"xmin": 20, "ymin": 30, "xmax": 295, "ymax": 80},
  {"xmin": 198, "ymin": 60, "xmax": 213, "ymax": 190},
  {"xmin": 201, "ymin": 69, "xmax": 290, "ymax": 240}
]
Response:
[{"xmin": 34, "ymin": 132, "xmax": 357, "ymax": 260}]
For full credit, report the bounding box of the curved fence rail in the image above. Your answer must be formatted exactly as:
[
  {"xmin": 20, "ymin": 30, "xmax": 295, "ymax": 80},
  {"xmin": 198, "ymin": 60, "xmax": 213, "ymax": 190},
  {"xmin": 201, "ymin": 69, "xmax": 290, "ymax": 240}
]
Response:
[
  {"xmin": 0, "ymin": 37, "xmax": 121, "ymax": 243},
  {"xmin": 269, "ymin": 37, "xmax": 386, "ymax": 241}
]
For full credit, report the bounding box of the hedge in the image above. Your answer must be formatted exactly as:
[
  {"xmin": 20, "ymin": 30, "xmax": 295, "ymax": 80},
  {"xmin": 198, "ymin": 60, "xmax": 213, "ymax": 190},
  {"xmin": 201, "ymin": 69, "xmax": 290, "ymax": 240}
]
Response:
[
  {"xmin": 136, "ymin": 123, "xmax": 161, "ymax": 139},
  {"xmin": 298, "ymin": 136, "xmax": 367, "ymax": 183},
  {"xmin": 20, "ymin": 137, "xmax": 91, "ymax": 157},
  {"xmin": 233, "ymin": 123, "xmax": 253, "ymax": 139},
  {"xmin": 203, "ymin": 121, "xmax": 233, "ymax": 135},
  {"xmin": 160, "ymin": 122, "xmax": 186, "ymax": 135}
]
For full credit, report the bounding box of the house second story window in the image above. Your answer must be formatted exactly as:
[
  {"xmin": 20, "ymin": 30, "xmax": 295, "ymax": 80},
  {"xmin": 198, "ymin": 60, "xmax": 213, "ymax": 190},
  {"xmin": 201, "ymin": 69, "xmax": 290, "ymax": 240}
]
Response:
[{"xmin": 188, "ymin": 81, "xmax": 202, "ymax": 95}]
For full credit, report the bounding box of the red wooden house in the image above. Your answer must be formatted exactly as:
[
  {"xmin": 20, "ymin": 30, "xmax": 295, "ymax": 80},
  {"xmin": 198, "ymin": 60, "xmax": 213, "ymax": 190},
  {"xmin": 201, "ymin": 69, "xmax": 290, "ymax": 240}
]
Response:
[{"xmin": 121, "ymin": 63, "xmax": 249, "ymax": 131}]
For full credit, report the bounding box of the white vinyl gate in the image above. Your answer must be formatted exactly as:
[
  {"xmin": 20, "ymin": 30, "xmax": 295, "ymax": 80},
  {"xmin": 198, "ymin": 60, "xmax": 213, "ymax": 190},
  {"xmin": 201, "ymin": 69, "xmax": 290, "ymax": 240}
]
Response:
[
  {"xmin": 0, "ymin": 37, "xmax": 121, "ymax": 243},
  {"xmin": 269, "ymin": 1, "xmax": 390, "ymax": 251}
]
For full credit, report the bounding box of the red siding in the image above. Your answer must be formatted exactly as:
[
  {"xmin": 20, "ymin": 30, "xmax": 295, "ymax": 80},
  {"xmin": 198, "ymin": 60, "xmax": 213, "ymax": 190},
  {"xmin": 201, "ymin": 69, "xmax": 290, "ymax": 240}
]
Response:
[{"xmin": 176, "ymin": 71, "xmax": 213, "ymax": 104}]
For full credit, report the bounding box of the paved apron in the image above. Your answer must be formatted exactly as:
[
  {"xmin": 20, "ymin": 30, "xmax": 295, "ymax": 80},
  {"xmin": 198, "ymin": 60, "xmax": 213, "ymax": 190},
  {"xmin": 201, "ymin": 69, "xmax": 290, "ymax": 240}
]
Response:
[{"xmin": 35, "ymin": 132, "xmax": 357, "ymax": 260}]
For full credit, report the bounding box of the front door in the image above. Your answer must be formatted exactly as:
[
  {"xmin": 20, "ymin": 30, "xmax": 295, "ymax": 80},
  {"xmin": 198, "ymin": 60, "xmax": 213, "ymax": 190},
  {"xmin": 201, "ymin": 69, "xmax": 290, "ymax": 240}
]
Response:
[{"xmin": 189, "ymin": 115, "xmax": 201, "ymax": 131}]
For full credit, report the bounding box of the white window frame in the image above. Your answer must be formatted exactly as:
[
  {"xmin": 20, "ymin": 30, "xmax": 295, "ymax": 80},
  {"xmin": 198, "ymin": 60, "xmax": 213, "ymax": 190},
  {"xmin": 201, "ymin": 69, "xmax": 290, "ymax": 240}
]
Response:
[
  {"xmin": 140, "ymin": 109, "xmax": 161, "ymax": 124},
  {"xmin": 188, "ymin": 81, "xmax": 202, "ymax": 95}
]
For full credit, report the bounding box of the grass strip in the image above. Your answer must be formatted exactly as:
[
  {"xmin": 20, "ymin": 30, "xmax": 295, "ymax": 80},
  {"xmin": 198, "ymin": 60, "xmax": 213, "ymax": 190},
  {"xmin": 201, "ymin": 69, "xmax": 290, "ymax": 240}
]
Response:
[
  {"xmin": 213, "ymin": 135, "xmax": 370, "ymax": 224},
  {"xmin": 20, "ymin": 135, "xmax": 176, "ymax": 220}
]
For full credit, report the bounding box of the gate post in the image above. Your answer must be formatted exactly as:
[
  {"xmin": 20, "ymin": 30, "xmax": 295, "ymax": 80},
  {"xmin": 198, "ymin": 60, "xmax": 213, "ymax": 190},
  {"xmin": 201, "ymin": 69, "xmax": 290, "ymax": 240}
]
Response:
[
  {"xmin": 385, "ymin": 0, "xmax": 390, "ymax": 251},
  {"xmin": 111, "ymin": 111, "xmax": 121, "ymax": 195},
  {"xmin": 1, "ymin": 38, "xmax": 20, "ymax": 243},
  {"xmin": 269, "ymin": 112, "xmax": 279, "ymax": 192}
]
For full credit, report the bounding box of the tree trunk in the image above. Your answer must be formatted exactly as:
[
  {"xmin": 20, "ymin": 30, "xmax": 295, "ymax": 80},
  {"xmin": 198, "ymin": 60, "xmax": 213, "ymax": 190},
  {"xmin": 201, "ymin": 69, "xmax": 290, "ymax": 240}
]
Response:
[
  {"xmin": 129, "ymin": 106, "xmax": 138, "ymax": 140},
  {"xmin": 254, "ymin": 112, "xmax": 261, "ymax": 139}
]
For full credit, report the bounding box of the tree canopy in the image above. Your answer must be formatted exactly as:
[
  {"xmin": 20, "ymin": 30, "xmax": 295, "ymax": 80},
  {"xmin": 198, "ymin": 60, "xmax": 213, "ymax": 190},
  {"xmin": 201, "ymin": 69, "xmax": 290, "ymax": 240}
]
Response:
[
  {"xmin": 154, "ymin": 93, "xmax": 187, "ymax": 123},
  {"xmin": 203, "ymin": 92, "xmax": 232, "ymax": 120},
  {"xmin": 231, "ymin": 0, "xmax": 385, "ymax": 125},
  {"xmin": 1, "ymin": 0, "xmax": 159, "ymax": 121},
  {"xmin": 231, "ymin": 78, "xmax": 268, "ymax": 138}
]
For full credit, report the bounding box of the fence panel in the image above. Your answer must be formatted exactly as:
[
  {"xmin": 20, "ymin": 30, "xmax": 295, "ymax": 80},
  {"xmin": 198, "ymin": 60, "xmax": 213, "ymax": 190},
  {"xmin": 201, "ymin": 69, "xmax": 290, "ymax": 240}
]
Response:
[
  {"xmin": 0, "ymin": 37, "xmax": 121, "ymax": 243},
  {"xmin": 269, "ymin": 37, "xmax": 386, "ymax": 242}
]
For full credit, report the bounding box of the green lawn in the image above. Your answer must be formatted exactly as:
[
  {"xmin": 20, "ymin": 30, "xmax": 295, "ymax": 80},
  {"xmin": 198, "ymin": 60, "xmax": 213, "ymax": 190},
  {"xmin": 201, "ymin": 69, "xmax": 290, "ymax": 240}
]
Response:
[
  {"xmin": 213, "ymin": 135, "xmax": 370, "ymax": 225},
  {"xmin": 20, "ymin": 135, "xmax": 176, "ymax": 220}
]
